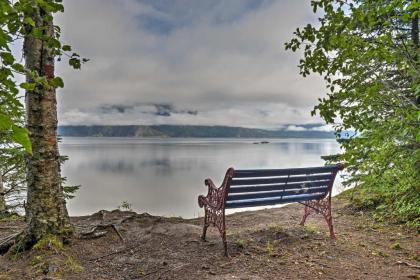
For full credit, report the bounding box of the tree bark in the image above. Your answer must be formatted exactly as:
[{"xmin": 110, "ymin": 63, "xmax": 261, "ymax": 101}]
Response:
[
  {"xmin": 412, "ymin": 13, "xmax": 419, "ymax": 50},
  {"xmin": 23, "ymin": 2, "xmax": 71, "ymax": 244},
  {"xmin": 412, "ymin": 12, "xmax": 419, "ymax": 105},
  {"xmin": 0, "ymin": 175, "xmax": 5, "ymax": 214}
]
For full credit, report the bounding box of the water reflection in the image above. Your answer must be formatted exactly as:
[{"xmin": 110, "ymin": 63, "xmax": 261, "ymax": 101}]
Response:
[{"xmin": 60, "ymin": 138, "xmax": 341, "ymax": 218}]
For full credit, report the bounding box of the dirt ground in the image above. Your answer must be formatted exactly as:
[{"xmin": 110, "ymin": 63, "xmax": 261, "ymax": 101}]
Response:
[{"xmin": 0, "ymin": 196, "xmax": 419, "ymax": 279}]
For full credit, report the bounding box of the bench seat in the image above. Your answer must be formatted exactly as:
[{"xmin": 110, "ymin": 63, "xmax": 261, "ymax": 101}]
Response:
[{"xmin": 226, "ymin": 193, "xmax": 326, "ymax": 208}]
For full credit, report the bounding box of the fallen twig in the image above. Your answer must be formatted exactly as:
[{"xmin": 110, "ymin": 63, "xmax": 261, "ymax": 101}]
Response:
[
  {"xmin": 0, "ymin": 231, "xmax": 22, "ymax": 254},
  {"xmin": 89, "ymin": 245, "xmax": 137, "ymax": 262},
  {"xmin": 0, "ymin": 226, "xmax": 23, "ymax": 230},
  {"xmin": 0, "ymin": 232, "xmax": 20, "ymax": 245},
  {"xmin": 396, "ymin": 261, "xmax": 420, "ymax": 269}
]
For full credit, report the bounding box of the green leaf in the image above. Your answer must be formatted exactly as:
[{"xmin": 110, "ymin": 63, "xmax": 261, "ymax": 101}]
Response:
[
  {"xmin": 69, "ymin": 58, "xmax": 81, "ymax": 69},
  {"xmin": 11, "ymin": 63, "xmax": 25, "ymax": 73},
  {"xmin": 50, "ymin": 76, "xmax": 64, "ymax": 88},
  {"xmin": 24, "ymin": 17, "xmax": 36, "ymax": 27},
  {"xmin": 401, "ymin": 13, "xmax": 410, "ymax": 22},
  {"xmin": 11, "ymin": 126, "xmax": 32, "ymax": 155},
  {"xmin": 0, "ymin": 113, "xmax": 13, "ymax": 130},
  {"xmin": 62, "ymin": 45, "xmax": 71, "ymax": 51},
  {"xmin": 0, "ymin": 52, "xmax": 14, "ymax": 65},
  {"xmin": 20, "ymin": 82, "xmax": 36, "ymax": 91}
]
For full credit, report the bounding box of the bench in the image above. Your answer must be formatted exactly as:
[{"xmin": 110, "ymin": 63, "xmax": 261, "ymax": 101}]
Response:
[{"xmin": 198, "ymin": 164, "xmax": 344, "ymax": 256}]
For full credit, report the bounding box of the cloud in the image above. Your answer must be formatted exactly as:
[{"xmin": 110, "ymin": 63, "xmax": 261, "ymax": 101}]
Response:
[
  {"xmin": 285, "ymin": 124, "xmax": 335, "ymax": 132},
  {"xmin": 98, "ymin": 103, "xmax": 198, "ymax": 117},
  {"xmin": 56, "ymin": 0, "xmax": 326, "ymax": 128},
  {"xmin": 310, "ymin": 125, "xmax": 334, "ymax": 132},
  {"xmin": 286, "ymin": 125, "xmax": 307, "ymax": 131}
]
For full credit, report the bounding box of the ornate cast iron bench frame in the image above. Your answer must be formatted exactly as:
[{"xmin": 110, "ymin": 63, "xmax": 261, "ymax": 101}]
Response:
[{"xmin": 198, "ymin": 164, "xmax": 344, "ymax": 256}]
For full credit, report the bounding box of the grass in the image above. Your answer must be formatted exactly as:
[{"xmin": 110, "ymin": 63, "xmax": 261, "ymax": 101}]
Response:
[{"xmin": 235, "ymin": 239, "xmax": 246, "ymax": 248}]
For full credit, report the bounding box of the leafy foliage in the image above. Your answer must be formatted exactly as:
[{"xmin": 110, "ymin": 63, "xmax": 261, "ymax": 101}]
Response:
[
  {"xmin": 0, "ymin": 143, "xmax": 26, "ymax": 213},
  {"xmin": 0, "ymin": 0, "xmax": 84, "ymax": 212},
  {"xmin": 286, "ymin": 0, "xmax": 419, "ymax": 226},
  {"xmin": 0, "ymin": 0, "xmax": 87, "ymax": 151}
]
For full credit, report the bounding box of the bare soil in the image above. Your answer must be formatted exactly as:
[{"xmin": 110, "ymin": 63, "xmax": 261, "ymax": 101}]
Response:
[{"xmin": 0, "ymin": 197, "xmax": 419, "ymax": 279}]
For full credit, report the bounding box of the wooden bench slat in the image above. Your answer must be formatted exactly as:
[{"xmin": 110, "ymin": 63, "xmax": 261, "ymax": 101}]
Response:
[
  {"xmin": 230, "ymin": 174, "xmax": 332, "ymax": 186},
  {"xmin": 225, "ymin": 193, "xmax": 325, "ymax": 209},
  {"xmin": 234, "ymin": 165, "xmax": 339, "ymax": 178},
  {"xmin": 226, "ymin": 186, "xmax": 329, "ymax": 201},
  {"xmin": 228, "ymin": 180, "xmax": 331, "ymax": 193}
]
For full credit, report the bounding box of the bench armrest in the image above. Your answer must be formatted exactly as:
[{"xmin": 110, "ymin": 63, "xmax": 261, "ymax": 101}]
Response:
[
  {"xmin": 198, "ymin": 178, "xmax": 224, "ymax": 210},
  {"xmin": 205, "ymin": 178, "xmax": 218, "ymax": 195},
  {"xmin": 198, "ymin": 168, "xmax": 235, "ymax": 211}
]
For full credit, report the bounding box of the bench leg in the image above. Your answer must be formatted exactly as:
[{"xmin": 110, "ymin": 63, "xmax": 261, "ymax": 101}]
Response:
[
  {"xmin": 300, "ymin": 197, "xmax": 336, "ymax": 239},
  {"xmin": 217, "ymin": 213, "xmax": 228, "ymax": 257},
  {"xmin": 299, "ymin": 205, "xmax": 311, "ymax": 226},
  {"xmin": 323, "ymin": 201, "xmax": 335, "ymax": 239},
  {"xmin": 220, "ymin": 224, "xmax": 228, "ymax": 257},
  {"xmin": 201, "ymin": 211, "xmax": 209, "ymax": 241},
  {"xmin": 201, "ymin": 224, "xmax": 209, "ymax": 241},
  {"xmin": 324, "ymin": 215, "xmax": 335, "ymax": 239},
  {"xmin": 201, "ymin": 208, "xmax": 229, "ymax": 256}
]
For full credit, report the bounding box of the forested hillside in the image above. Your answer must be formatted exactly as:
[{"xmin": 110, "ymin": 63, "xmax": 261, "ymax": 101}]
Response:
[{"xmin": 58, "ymin": 125, "xmax": 337, "ymax": 138}]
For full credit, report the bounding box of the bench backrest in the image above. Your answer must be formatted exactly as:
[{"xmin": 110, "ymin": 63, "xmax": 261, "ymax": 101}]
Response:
[{"xmin": 225, "ymin": 164, "xmax": 343, "ymax": 209}]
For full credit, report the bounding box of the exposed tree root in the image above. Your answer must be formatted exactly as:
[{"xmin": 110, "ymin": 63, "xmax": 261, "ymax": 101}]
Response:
[
  {"xmin": 0, "ymin": 230, "xmax": 34, "ymax": 255},
  {"xmin": 79, "ymin": 224, "xmax": 125, "ymax": 242}
]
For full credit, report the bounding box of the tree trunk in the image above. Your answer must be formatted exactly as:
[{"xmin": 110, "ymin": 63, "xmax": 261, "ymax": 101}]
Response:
[
  {"xmin": 0, "ymin": 175, "xmax": 5, "ymax": 214},
  {"xmin": 412, "ymin": 13, "xmax": 419, "ymax": 105},
  {"xmin": 23, "ymin": 2, "xmax": 71, "ymax": 244}
]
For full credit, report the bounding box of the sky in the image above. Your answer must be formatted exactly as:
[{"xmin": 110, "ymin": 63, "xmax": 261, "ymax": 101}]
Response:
[{"xmin": 53, "ymin": 0, "xmax": 328, "ymax": 129}]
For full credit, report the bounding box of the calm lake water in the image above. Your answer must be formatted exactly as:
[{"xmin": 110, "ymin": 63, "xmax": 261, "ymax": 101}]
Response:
[{"xmin": 60, "ymin": 137, "xmax": 342, "ymax": 218}]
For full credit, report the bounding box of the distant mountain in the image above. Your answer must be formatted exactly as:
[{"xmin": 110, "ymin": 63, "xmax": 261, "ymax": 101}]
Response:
[{"xmin": 58, "ymin": 125, "xmax": 336, "ymax": 138}]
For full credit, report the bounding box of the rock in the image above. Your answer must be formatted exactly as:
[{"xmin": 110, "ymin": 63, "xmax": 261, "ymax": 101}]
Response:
[{"xmin": 47, "ymin": 264, "xmax": 59, "ymax": 274}]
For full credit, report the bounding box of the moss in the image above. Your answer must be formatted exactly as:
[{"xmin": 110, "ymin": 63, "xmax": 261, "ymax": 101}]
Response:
[
  {"xmin": 33, "ymin": 235, "xmax": 63, "ymax": 250},
  {"xmin": 29, "ymin": 249, "xmax": 83, "ymax": 277},
  {"xmin": 390, "ymin": 243, "xmax": 402, "ymax": 250},
  {"xmin": 60, "ymin": 224, "xmax": 75, "ymax": 236}
]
